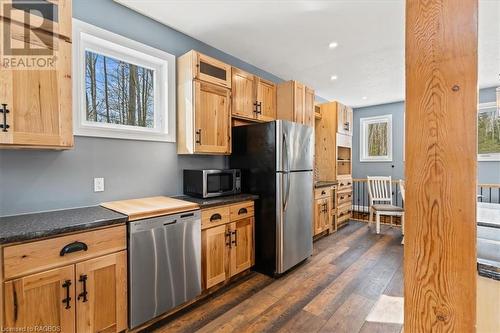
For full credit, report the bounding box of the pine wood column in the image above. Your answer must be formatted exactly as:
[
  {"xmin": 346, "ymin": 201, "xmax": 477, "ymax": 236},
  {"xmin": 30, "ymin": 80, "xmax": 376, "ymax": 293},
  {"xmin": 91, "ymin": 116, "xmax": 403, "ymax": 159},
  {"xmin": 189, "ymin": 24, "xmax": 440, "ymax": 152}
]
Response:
[{"xmin": 404, "ymin": 0, "xmax": 478, "ymax": 332}]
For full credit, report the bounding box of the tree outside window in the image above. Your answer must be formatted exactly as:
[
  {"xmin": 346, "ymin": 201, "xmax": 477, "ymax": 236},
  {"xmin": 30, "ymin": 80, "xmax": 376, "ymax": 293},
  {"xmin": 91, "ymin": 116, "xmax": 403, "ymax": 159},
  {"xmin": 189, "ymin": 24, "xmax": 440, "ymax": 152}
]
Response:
[
  {"xmin": 478, "ymin": 101, "xmax": 500, "ymax": 161},
  {"xmin": 360, "ymin": 115, "xmax": 392, "ymax": 162}
]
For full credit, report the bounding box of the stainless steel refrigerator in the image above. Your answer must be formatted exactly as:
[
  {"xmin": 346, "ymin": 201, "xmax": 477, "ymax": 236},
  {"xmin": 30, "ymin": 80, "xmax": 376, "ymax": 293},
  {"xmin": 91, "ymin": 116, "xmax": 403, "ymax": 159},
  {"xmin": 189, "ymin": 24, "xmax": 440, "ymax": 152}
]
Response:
[{"xmin": 230, "ymin": 120, "xmax": 313, "ymax": 276}]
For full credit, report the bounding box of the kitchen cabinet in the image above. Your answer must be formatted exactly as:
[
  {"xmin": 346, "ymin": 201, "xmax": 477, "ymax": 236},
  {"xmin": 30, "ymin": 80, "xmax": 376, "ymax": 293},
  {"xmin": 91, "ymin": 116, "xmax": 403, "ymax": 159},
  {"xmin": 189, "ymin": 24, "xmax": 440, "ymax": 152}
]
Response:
[
  {"xmin": 337, "ymin": 102, "xmax": 353, "ymax": 136},
  {"xmin": 231, "ymin": 67, "xmax": 276, "ymax": 122},
  {"xmin": 315, "ymin": 102, "xmax": 337, "ymax": 182},
  {"xmin": 202, "ymin": 224, "xmax": 228, "ymax": 288},
  {"xmin": 4, "ymin": 265, "xmax": 76, "ymax": 331},
  {"xmin": 314, "ymin": 198, "xmax": 330, "ymax": 236},
  {"xmin": 313, "ymin": 186, "xmax": 336, "ymax": 237},
  {"xmin": 201, "ymin": 201, "xmax": 255, "ymax": 289},
  {"xmin": 75, "ymin": 252, "xmax": 127, "ymax": 333},
  {"xmin": 0, "ymin": 0, "xmax": 73, "ymax": 149},
  {"xmin": 178, "ymin": 51, "xmax": 232, "ymax": 155},
  {"xmin": 229, "ymin": 217, "xmax": 254, "ymax": 276},
  {"xmin": 1, "ymin": 225, "xmax": 127, "ymax": 332},
  {"xmin": 304, "ymin": 87, "xmax": 315, "ymax": 127},
  {"xmin": 277, "ymin": 80, "xmax": 315, "ymax": 127}
]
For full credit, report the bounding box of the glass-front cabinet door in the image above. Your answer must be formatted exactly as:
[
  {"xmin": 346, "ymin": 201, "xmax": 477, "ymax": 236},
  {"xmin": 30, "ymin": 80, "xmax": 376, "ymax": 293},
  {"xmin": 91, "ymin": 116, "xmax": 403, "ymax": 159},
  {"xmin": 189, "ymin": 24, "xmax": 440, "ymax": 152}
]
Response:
[{"xmin": 195, "ymin": 52, "xmax": 232, "ymax": 89}]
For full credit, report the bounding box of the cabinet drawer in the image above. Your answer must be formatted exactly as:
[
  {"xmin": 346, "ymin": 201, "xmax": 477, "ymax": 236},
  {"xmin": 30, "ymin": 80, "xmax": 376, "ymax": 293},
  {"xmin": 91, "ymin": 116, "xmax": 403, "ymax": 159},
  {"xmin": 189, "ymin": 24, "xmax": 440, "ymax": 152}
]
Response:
[
  {"xmin": 3, "ymin": 225, "xmax": 126, "ymax": 280},
  {"xmin": 315, "ymin": 187, "xmax": 331, "ymax": 200},
  {"xmin": 337, "ymin": 178, "xmax": 353, "ymax": 191},
  {"xmin": 337, "ymin": 191, "xmax": 352, "ymax": 206},
  {"xmin": 230, "ymin": 201, "xmax": 254, "ymax": 221},
  {"xmin": 202, "ymin": 206, "xmax": 231, "ymax": 230},
  {"xmin": 337, "ymin": 203, "xmax": 351, "ymax": 217}
]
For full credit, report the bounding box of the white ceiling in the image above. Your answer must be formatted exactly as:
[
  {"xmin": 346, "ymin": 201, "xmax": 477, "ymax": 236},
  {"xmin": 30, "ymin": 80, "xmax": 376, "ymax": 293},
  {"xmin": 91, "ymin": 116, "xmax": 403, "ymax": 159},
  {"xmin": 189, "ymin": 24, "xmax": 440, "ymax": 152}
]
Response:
[{"xmin": 116, "ymin": 0, "xmax": 499, "ymax": 108}]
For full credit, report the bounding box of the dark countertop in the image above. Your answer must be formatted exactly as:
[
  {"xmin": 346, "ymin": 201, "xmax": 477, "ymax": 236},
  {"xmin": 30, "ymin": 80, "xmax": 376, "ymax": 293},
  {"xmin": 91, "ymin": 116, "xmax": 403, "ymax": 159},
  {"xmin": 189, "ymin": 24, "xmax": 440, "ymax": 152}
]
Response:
[
  {"xmin": 0, "ymin": 206, "xmax": 127, "ymax": 245},
  {"xmin": 314, "ymin": 180, "xmax": 338, "ymax": 188},
  {"xmin": 175, "ymin": 193, "xmax": 259, "ymax": 209}
]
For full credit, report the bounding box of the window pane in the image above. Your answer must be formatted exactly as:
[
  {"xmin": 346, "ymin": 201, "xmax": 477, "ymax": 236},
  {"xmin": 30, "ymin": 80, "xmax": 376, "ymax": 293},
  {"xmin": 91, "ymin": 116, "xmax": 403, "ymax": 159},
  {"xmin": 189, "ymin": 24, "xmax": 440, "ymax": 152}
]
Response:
[
  {"xmin": 478, "ymin": 109, "xmax": 500, "ymax": 154},
  {"xmin": 368, "ymin": 122, "xmax": 388, "ymax": 156},
  {"xmin": 85, "ymin": 50, "xmax": 154, "ymax": 128}
]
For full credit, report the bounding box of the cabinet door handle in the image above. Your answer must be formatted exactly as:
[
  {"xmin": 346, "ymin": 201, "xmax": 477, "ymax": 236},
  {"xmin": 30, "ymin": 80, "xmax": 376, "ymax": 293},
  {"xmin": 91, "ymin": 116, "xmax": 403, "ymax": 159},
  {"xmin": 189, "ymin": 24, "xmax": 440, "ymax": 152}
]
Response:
[
  {"xmin": 225, "ymin": 231, "xmax": 232, "ymax": 248},
  {"xmin": 60, "ymin": 241, "xmax": 88, "ymax": 256},
  {"xmin": 77, "ymin": 274, "xmax": 88, "ymax": 303},
  {"xmin": 238, "ymin": 208, "xmax": 247, "ymax": 215},
  {"xmin": 13, "ymin": 289, "xmax": 18, "ymax": 322},
  {"xmin": 210, "ymin": 213, "xmax": 222, "ymax": 222},
  {"xmin": 195, "ymin": 129, "xmax": 202, "ymax": 144},
  {"xmin": 0, "ymin": 104, "xmax": 9, "ymax": 132},
  {"xmin": 62, "ymin": 280, "xmax": 72, "ymax": 309},
  {"xmin": 340, "ymin": 196, "xmax": 345, "ymax": 200},
  {"xmin": 321, "ymin": 190, "xmax": 326, "ymax": 195},
  {"xmin": 257, "ymin": 102, "xmax": 262, "ymax": 114},
  {"xmin": 253, "ymin": 101, "xmax": 258, "ymax": 115},
  {"xmin": 231, "ymin": 230, "xmax": 237, "ymax": 246}
]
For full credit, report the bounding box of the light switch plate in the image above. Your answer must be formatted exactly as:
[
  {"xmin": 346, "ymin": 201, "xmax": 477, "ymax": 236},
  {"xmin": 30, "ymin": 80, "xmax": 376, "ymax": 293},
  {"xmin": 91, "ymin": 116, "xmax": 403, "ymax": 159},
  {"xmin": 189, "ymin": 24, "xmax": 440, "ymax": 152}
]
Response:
[{"xmin": 94, "ymin": 177, "xmax": 104, "ymax": 192}]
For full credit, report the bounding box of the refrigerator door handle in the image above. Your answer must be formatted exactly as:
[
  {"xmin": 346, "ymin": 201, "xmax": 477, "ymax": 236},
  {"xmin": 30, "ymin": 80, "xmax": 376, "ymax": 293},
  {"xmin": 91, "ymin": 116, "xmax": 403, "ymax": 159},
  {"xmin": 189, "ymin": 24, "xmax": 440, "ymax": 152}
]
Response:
[
  {"xmin": 282, "ymin": 132, "xmax": 291, "ymax": 211},
  {"xmin": 284, "ymin": 171, "xmax": 291, "ymax": 211}
]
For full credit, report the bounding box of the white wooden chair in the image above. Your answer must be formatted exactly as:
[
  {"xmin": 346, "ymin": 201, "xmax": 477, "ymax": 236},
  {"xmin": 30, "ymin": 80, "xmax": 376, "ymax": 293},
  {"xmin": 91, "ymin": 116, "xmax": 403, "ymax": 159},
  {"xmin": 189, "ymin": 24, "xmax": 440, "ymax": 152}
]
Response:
[
  {"xmin": 399, "ymin": 179, "xmax": 405, "ymax": 244},
  {"xmin": 367, "ymin": 176, "xmax": 404, "ymax": 235}
]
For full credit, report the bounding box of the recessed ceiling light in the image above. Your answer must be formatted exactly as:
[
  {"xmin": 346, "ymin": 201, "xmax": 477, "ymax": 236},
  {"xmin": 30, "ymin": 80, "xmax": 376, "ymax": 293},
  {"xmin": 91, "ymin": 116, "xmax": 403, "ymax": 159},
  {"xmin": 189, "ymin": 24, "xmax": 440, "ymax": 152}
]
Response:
[
  {"xmin": 362, "ymin": 96, "xmax": 368, "ymax": 100},
  {"xmin": 330, "ymin": 75, "xmax": 338, "ymax": 81},
  {"xmin": 328, "ymin": 42, "xmax": 338, "ymax": 49}
]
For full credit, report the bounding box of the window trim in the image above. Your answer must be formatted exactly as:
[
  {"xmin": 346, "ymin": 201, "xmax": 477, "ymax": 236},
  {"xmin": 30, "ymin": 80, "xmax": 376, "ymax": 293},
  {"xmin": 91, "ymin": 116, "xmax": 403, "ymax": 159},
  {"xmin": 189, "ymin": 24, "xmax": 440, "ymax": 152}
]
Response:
[
  {"xmin": 360, "ymin": 114, "xmax": 393, "ymax": 162},
  {"xmin": 478, "ymin": 102, "xmax": 500, "ymax": 161},
  {"xmin": 72, "ymin": 19, "xmax": 176, "ymax": 142}
]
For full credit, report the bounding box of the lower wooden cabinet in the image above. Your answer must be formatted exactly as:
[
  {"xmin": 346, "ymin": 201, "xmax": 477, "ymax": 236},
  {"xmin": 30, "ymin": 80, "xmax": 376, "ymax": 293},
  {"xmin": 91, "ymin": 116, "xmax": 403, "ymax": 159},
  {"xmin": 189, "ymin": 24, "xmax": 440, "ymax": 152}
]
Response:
[
  {"xmin": 2, "ymin": 225, "xmax": 127, "ymax": 332},
  {"xmin": 202, "ymin": 224, "xmax": 229, "ymax": 288},
  {"xmin": 201, "ymin": 201, "xmax": 255, "ymax": 289},
  {"xmin": 75, "ymin": 251, "xmax": 127, "ymax": 333},
  {"xmin": 314, "ymin": 198, "xmax": 330, "ymax": 236},
  {"xmin": 229, "ymin": 217, "xmax": 254, "ymax": 276},
  {"xmin": 4, "ymin": 265, "xmax": 76, "ymax": 331}
]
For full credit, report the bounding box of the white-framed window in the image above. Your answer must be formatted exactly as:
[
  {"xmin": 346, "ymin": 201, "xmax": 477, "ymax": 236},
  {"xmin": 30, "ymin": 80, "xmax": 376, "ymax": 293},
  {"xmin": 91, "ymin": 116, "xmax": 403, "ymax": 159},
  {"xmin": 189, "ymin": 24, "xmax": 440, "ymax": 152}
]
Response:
[
  {"xmin": 360, "ymin": 114, "xmax": 393, "ymax": 162},
  {"xmin": 478, "ymin": 101, "xmax": 500, "ymax": 161},
  {"xmin": 72, "ymin": 19, "xmax": 176, "ymax": 142}
]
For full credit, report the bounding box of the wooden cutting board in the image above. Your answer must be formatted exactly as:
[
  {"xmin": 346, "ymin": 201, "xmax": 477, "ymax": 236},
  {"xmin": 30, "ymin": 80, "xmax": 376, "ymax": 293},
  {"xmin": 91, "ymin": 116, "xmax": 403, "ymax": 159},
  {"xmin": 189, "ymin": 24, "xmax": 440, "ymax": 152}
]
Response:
[{"xmin": 101, "ymin": 196, "xmax": 200, "ymax": 221}]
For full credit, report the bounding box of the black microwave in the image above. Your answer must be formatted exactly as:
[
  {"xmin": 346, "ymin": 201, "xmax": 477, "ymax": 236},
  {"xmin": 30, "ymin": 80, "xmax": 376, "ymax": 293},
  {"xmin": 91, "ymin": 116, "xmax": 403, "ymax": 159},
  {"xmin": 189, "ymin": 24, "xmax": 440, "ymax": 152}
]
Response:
[{"xmin": 183, "ymin": 169, "xmax": 241, "ymax": 198}]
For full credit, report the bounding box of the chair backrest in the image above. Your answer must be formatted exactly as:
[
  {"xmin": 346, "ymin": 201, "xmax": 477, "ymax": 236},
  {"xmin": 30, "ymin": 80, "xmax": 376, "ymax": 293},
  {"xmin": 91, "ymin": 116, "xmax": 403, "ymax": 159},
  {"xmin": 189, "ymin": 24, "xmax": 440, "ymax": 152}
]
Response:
[
  {"xmin": 399, "ymin": 179, "xmax": 405, "ymax": 202},
  {"xmin": 367, "ymin": 176, "xmax": 393, "ymax": 205}
]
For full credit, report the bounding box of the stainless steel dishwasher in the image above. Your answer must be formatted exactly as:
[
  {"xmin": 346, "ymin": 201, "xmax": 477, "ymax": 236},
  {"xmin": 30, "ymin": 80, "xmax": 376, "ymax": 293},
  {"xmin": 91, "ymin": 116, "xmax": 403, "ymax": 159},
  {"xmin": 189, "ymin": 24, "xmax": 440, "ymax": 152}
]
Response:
[{"xmin": 129, "ymin": 209, "xmax": 201, "ymax": 328}]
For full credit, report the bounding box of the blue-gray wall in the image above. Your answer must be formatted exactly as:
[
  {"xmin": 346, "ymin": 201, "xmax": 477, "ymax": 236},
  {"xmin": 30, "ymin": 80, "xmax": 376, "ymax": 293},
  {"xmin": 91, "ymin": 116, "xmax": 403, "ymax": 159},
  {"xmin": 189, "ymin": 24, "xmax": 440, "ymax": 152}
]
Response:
[
  {"xmin": 0, "ymin": 0, "xmax": 289, "ymax": 217},
  {"xmin": 353, "ymin": 87, "xmax": 500, "ymax": 184}
]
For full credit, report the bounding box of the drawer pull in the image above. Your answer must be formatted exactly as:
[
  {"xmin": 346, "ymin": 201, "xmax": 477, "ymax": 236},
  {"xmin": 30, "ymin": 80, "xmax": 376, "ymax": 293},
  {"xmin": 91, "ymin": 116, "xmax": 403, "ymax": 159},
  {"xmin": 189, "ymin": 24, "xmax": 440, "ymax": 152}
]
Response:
[
  {"xmin": 77, "ymin": 274, "xmax": 88, "ymax": 303},
  {"xmin": 210, "ymin": 213, "xmax": 222, "ymax": 222},
  {"xmin": 340, "ymin": 196, "xmax": 345, "ymax": 200},
  {"xmin": 321, "ymin": 190, "xmax": 326, "ymax": 195},
  {"xmin": 62, "ymin": 280, "xmax": 72, "ymax": 309},
  {"xmin": 60, "ymin": 241, "xmax": 88, "ymax": 256},
  {"xmin": 238, "ymin": 208, "xmax": 248, "ymax": 215}
]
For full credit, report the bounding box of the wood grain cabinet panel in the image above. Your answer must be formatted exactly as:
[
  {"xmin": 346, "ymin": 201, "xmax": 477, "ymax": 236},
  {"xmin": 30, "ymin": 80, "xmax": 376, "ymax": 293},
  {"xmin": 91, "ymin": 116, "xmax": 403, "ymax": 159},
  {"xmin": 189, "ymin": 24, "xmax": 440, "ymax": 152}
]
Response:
[
  {"xmin": 277, "ymin": 80, "xmax": 314, "ymax": 127},
  {"xmin": 201, "ymin": 202, "xmax": 255, "ymax": 290},
  {"xmin": 202, "ymin": 224, "xmax": 228, "ymax": 289},
  {"xmin": 4, "ymin": 265, "xmax": 76, "ymax": 332},
  {"xmin": 314, "ymin": 198, "xmax": 330, "ymax": 236},
  {"xmin": 178, "ymin": 50, "xmax": 232, "ymax": 155},
  {"xmin": 231, "ymin": 68, "xmax": 256, "ymax": 119},
  {"xmin": 75, "ymin": 251, "xmax": 127, "ymax": 333},
  {"xmin": 256, "ymin": 78, "xmax": 276, "ymax": 122},
  {"xmin": 229, "ymin": 218, "xmax": 254, "ymax": 276},
  {"xmin": 0, "ymin": 23, "xmax": 73, "ymax": 148},
  {"xmin": 194, "ymin": 80, "xmax": 231, "ymax": 154}
]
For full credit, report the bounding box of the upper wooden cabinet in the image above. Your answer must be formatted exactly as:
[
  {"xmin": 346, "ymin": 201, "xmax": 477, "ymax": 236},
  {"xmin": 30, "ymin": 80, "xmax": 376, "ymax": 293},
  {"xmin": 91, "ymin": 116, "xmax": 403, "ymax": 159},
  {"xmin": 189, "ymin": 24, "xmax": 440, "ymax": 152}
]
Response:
[
  {"xmin": 231, "ymin": 67, "xmax": 276, "ymax": 122},
  {"xmin": 178, "ymin": 50, "xmax": 232, "ymax": 155},
  {"xmin": 194, "ymin": 52, "xmax": 232, "ymax": 88},
  {"xmin": 0, "ymin": 0, "xmax": 73, "ymax": 149},
  {"xmin": 277, "ymin": 80, "xmax": 315, "ymax": 127},
  {"xmin": 337, "ymin": 102, "xmax": 353, "ymax": 136},
  {"xmin": 315, "ymin": 102, "xmax": 337, "ymax": 182}
]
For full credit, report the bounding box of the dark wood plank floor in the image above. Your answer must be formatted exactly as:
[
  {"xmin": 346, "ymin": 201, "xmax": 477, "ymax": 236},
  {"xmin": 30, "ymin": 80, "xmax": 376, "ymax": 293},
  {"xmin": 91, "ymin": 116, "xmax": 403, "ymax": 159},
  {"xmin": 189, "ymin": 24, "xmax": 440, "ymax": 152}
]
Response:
[{"xmin": 150, "ymin": 221, "xmax": 404, "ymax": 333}]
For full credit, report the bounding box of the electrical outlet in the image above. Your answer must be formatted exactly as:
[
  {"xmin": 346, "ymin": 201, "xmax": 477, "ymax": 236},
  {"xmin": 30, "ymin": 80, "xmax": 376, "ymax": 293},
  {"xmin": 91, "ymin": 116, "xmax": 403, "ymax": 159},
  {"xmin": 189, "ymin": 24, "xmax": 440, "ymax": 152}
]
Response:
[{"xmin": 94, "ymin": 177, "xmax": 104, "ymax": 192}]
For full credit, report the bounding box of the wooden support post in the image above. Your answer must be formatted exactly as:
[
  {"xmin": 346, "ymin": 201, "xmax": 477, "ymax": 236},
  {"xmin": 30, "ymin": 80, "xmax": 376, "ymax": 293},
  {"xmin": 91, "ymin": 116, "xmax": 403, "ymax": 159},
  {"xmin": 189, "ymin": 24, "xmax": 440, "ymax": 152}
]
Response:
[{"xmin": 404, "ymin": 0, "xmax": 478, "ymax": 332}]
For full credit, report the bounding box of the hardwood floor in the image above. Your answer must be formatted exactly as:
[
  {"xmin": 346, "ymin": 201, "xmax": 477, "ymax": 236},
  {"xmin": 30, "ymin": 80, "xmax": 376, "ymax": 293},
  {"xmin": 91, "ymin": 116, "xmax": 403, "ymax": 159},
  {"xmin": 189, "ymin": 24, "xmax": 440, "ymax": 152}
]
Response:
[{"xmin": 149, "ymin": 221, "xmax": 403, "ymax": 333}]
